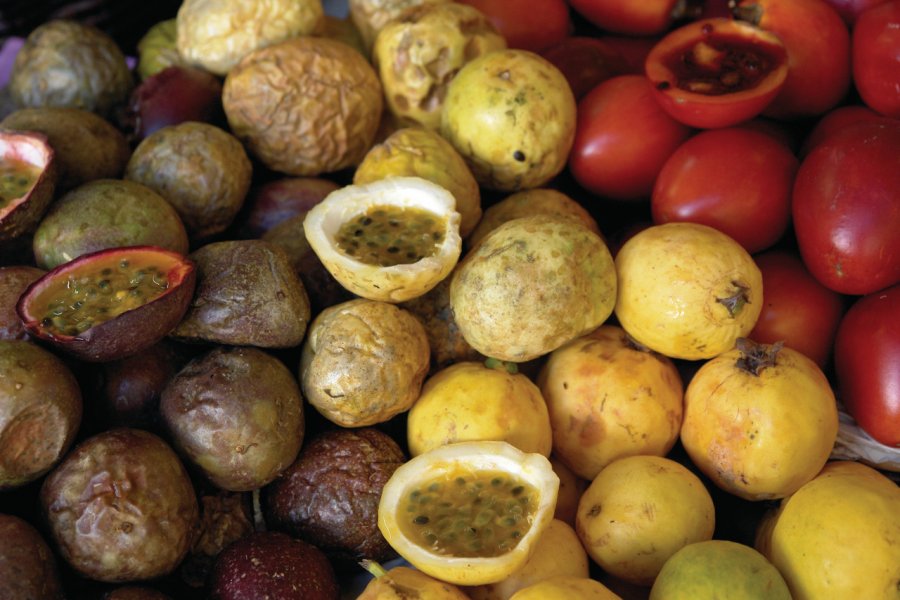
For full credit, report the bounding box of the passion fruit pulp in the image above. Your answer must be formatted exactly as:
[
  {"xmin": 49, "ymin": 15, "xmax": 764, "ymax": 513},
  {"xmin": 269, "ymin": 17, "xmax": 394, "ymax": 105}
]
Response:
[
  {"xmin": 0, "ymin": 130, "xmax": 57, "ymax": 241},
  {"xmin": 17, "ymin": 246, "xmax": 196, "ymax": 362}
]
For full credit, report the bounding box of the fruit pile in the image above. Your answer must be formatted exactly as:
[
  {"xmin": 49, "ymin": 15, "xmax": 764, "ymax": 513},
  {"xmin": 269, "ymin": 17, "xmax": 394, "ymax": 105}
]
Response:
[{"xmin": 0, "ymin": 0, "xmax": 898, "ymax": 598}]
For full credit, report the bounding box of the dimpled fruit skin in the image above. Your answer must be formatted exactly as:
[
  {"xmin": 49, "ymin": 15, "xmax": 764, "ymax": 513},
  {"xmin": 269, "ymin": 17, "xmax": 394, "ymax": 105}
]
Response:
[{"xmin": 450, "ymin": 215, "xmax": 616, "ymax": 362}]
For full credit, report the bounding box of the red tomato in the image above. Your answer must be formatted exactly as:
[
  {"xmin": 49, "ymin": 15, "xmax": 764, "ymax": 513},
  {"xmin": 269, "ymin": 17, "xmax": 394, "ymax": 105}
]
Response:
[
  {"xmin": 457, "ymin": 0, "xmax": 571, "ymax": 53},
  {"xmin": 568, "ymin": 75, "xmax": 693, "ymax": 201},
  {"xmin": 852, "ymin": 1, "xmax": 900, "ymax": 118},
  {"xmin": 736, "ymin": 0, "xmax": 851, "ymax": 119},
  {"xmin": 644, "ymin": 18, "xmax": 789, "ymax": 129},
  {"xmin": 567, "ymin": 0, "xmax": 681, "ymax": 35},
  {"xmin": 798, "ymin": 104, "xmax": 884, "ymax": 157},
  {"xmin": 596, "ymin": 35, "xmax": 660, "ymax": 75},
  {"xmin": 792, "ymin": 120, "xmax": 900, "ymax": 294},
  {"xmin": 749, "ymin": 250, "xmax": 846, "ymax": 368},
  {"xmin": 834, "ymin": 284, "xmax": 900, "ymax": 446},
  {"xmin": 540, "ymin": 37, "xmax": 627, "ymax": 100},
  {"xmin": 822, "ymin": 0, "xmax": 890, "ymax": 25},
  {"xmin": 651, "ymin": 127, "xmax": 798, "ymax": 253}
]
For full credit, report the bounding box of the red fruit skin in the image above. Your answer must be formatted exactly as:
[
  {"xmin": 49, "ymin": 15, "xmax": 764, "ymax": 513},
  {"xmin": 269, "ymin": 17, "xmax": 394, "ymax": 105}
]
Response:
[
  {"xmin": 852, "ymin": 1, "xmax": 900, "ymax": 118},
  {"xmin": 456, "ymin": 0, "xmax": 571, "ymax": 52},
  {"xmin": 568, "ymin": 0, "xmax": 679, "ymax": 35},
  {"xmin": 798, "ymin": 104, "xmax": 884, "ymax": 158},
  {"xmin": 128, "ymin": 66, "xmax": 224, "ymax": 141},
  {"xmin": 540, "ymin": 36, "xmax": 627, "ymax": 100},
  {"xmin": 792, "ymin": 120, "xmax": 900, "ymax": 295},
  {"xmin": 651, "ymin": 127, "xmax": 798, "ymax": 253},
  {"xmin": 569, "ymin": 74, "xmax": 693, "ymax": 201},
  {"xmin": 834, "ymin": 284, "xmax": 900, "ymax": 447},
  {"xmin": 823, "ymin": 0, "xmax": 890, "ymax": 25},
  {"xmin": 749, "ymin": 250, "xmax": 846, "ymax": 368}
]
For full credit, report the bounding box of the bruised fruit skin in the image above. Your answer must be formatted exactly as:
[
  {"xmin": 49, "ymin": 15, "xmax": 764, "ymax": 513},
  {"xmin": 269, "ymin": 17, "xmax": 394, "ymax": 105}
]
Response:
[
  {"xmin": 450, "ymin": 215, "xmax": 617, "ymax": 362},
  {"xmin": 0, "ymin": 340, "xmax": 82, "ymax": 491},
  {"xmin": 40, "ymin": 428, "xmax": 199, "ymax": 583},
  {"xmin": 170, "ymin": 240, "xmax": 311, "ymax": 348},
  {"xmin": 0, "ymin": 130, "xmax": 57, "ymax": 242},
  {"xmin": 208, "ymin": 531, "xmax": 340, "ymax": 600},
  {"xmin": 0, "ymin": 265, "xmax": 44, "ymax": 340},
  {"xmin": 18, "ymin": 246, "xmax": 196, "ymax": 363},
  {"xmin": 265, "ymin": 428, "xmax": 405, "ymax": 563},
  {"xmin": 0, "ymin": 513, "xmax": 64, "ymax": 600},
  {"xmin": 161, "ymin": 346, "xmax": 304, "ymax": 492}
]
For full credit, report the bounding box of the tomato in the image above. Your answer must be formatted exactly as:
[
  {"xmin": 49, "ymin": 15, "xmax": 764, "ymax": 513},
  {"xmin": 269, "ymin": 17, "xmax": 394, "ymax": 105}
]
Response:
[
  {"xmin": 568, "ymin": 75, "xmax": 693, "ymax": 201},
  {"xmin": 833, "ymin": 284, "xmax": 900, "ymax": 446},
  {"xmin": 852, "ymin": 1, "xmax": 900, "ymax": 118},
  {"xmin": 735, "ymin": 0, "xmax": 851, "ymax": 119},
  {"xmin": 798, "ymin": 104, "xmax": 884, "ymax": 157},
  {"xmin": 457, "ymin": 0, "xmax": 571, "ymax": 53},
  {"xmin": 644, "ymin": 18, "xmax": 789, "ymax": 128},
  {"xmin": 596, "ymin": 35, "xmax": 660, "ymax": 75},
  {"xmin": 749, "ymin": 250, "xmax": 846, "ymax": 368},
  {"xmin": 540, "ymin": 36, "xmax": 627, "ymax": 99},
  {"xmin": 567, "ymin": 0, "xmax": 682, "ymax": 35},
  {"xmin": 792, "ymin": 119, "xmax": 900, "ymax": 295},
  {"xmin": 822, "ymin": 0, "xmax": 891, "ymax": 25},
  {"xmin": 651, "ymin": 127, "xmax": 798, "ymax": 253}
]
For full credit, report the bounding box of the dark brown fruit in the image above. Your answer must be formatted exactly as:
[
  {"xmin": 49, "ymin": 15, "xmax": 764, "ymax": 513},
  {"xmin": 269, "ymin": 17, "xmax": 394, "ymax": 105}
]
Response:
[
  {"xmin": 17, "ymin": 246, "xmax": 196, "ymax": 362},
  {"xmin": 208, "ymin": 531, "xmax": 339, "ymax": 600},
  {"xmin": 238, "ymin": 176, "xmax": 339, "ymax": 238},
  {"xmin": 39, "ymin": 428, "xmax": 199, "ymax": 583},
  {"xmin": 0, "ymin": 129, "xmax": 57, "ymax": 241},
  {"xmin": 179, "ymin": 490, "xmax": 254, "ymax": 589},
  {"xmin": 104, "ymin": 586, "xmax": 172, "ymax": 600},
  {"xmin": 0, "ymin": 340, "xmax": 82, "ymax": 491},
  {"xmin": 0, "ymin": 265, "xmax": 44, "ymax": 340},
  {"xmin": 160, "ymin": 345, "xmax": 305, "ymax": 492},
  {"xmin": 265, "ymin": 428, "xmax": 405, "ymax": 564},
  {"xmin": 170, "ymin": 240, "xmax": 310, "ymax": 348},
  {"xmin": 0, "ymin": 513, "xmax": 64, "ymax": 599}
]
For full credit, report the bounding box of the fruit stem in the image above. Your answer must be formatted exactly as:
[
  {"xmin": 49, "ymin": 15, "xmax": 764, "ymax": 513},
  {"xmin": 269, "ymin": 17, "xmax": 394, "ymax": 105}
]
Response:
[
  {"xmin": 360, "ymin": 559, "xmax": 388, "ymax": 578},
  {"xmin": 735, "ymin": 338, "xmax": 783, "ymax": 376},
  {"xmin": 484, "ymin": 357, "xmax": 519, "ymax": 374},
  {"xmin": 716, "ymin": 281, "xmax": 751, "ymax": 317}
]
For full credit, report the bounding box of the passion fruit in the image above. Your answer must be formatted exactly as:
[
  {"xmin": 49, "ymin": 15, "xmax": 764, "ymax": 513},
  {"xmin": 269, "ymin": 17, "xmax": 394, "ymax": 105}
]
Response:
[
  {"xmin": 238, "ymin": 177, "xmax": 339, "ymax": 239},
  {"xmin": 0, "ymin": 340, "xmax": 82, "ymax": 491},
  {"xmin": 0, "ymin": 129, "xmax": 57, "ymax": 241},
  {"xmin": 0, "ymin": 265, "xmax": 44, "ymax": 340},
  {"xmin": 17, "ymin": 246, "xmax": 196, "ymax": 363},
  {"xmin": 136, "ymin": 19, "xmax": 183, "ymax": 80},
  {"xmin": 349, "ymin": 0, "xmax": 448, "ymax": 52},
  {"xmin": 508, "ymin": 576, "xmax": 622, "ymax": 600},
  {"xmin": 358, "ymin": 561, "xmax": 470, "ymax": 599},
  {"xmin": 304, "ymin": 177, "xmax": 462, "ymax": 303},
  {"xmin": 0, "ymin": 513, "xmax": 64, "ymax": 600},
  {"xmin": 378, "ymin": 440, "xmax": 560, "ymax": 586}
]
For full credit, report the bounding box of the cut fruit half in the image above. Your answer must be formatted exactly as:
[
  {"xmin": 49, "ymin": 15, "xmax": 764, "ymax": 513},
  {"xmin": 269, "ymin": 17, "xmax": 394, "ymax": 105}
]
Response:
[
  {"xmin": 0, "ymin": 130, "xmax": 57, "ymax": 241},
  {"xmin": 304, "ymin": 176, "xmax": 462, "ymax": 303},
  {"xmin": 378, "ymin": 440, "xmax": 559, "ymax": 586}
]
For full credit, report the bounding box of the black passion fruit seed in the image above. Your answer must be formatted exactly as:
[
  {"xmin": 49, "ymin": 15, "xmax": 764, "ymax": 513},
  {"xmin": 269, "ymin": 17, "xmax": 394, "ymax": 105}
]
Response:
[
  {"xmin": 0, "ymin": 158, "xmax": 41, "ymax": 208},
  {"xmin": 399, "ymin": 469, "xmax": 537, "ymax": 558},
  {"xmin": 335, "ymin": 205, "xmax": 446, "ymax": 267},
  {"xmin": 40, "ymin": 259, "xmax": 169, "ymax": 336}
]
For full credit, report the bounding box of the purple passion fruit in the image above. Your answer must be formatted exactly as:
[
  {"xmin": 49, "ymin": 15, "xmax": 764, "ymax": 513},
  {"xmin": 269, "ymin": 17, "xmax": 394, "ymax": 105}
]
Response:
[
  {"xmin": 0, "ymin": 513, "xmax": 64, "ymax": 600},
  {"xmin": 17, "ymin": 246, "xmax": 196, "ymax": 362},
  {"xmin": 238, "ymin": 177, "xmax": 339, "ymax": 239},
  {"xmin": 0, "ymin": 130, "xmax": 57, "ymax": 241},
  {"xmin": 0, "ymin": 265, "xmax": 44, "ymax": 340}
]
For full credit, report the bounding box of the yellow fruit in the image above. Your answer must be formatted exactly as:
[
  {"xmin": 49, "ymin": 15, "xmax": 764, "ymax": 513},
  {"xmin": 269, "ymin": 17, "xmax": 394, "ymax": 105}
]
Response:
[
  {"xmin": 614, "ymin": 223, "xmax": 763, "ymax": 360},
  {"xmin": 349, "ymin": 0, "xmax": 448, "ymax": 52},
  {"xmin": 467, "ymin": 519, "xmax": 590, "ymax": 600},
  {"xmin": 508, "ymin": 576, "xmax": 622, "ymax": 600},
  {"xmin": 378, "ymin": 441, "xmax": 559, "ymax": 586},
  {"xmin": 304, "ymin": 177, "xmax": 462, "ymax": 302},
  {"xmin": 576, "ymin": 455, "xmax": 715, "ymax": 586},
  {"xmin": 538, "ymin": 325, "xmax": 684, "ymax": 481},
  {"xmin": 755, "ymin": 460, "xmax": 900, "ymax": 600},
  {"xmin": 549, "ymin": 456, "xmax": 587, "ymax": 528},
  {"xmin": 358, "ymin": 561, "xmax": 470, "ymax": 599},
  {"xmin": 681, "ymin": 340, "xmax": 838, "ymax": 500},
  {"xmin": 407, "ymin": 360, "xmax": 552, "ymax": 457}
]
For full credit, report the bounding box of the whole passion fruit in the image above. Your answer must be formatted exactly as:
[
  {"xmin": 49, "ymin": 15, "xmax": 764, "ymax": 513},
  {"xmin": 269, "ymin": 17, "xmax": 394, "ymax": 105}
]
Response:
[
  {"xmin": 0, "ymin": 265, "xmax": 44, "ymax": 340},
  {"xmin": 358, "ymin": 561, "xmax": 470, "ymax": 599},
  {"xmin": 136, "ymin": 19, "xmax": 184, "ymax": 80},
  {"xmin": 349, "ymin": 0, "xmax": 448, "ymax": 52},
  {"xmin": 0, "ymin": 130, "xmax": 57, "ymax": 241},
  {"xmin": 238, "ymin": 176, "xmax": 339, "ymax": 239},
  {"xmin": 304, "ymin": 177, "xmax": 462, "ymax": 303},
  {"xmin": 17, "ymin": 246, "xmax": 196, "ymax": 362},
  {"xmin": 378, "ymin": 440, "xmax": 560, "ymax": 586},
  {"xmin": 0, "ymin": 340, "xmax": 82, "ymax": 490},
  {"xmin": 0, "ymin": 513, "xmax": 64, "ymax": 600},
  {"xmin": 40, "ymin": 428, "xmax": 199, "ymax": 583},
  {"xmin": 450, "ymin": 215, "xmax": 617, "ymax": 362},
  {"xmin": 223, "ymin": 36, "xmax": 383, "ymax": 176}
]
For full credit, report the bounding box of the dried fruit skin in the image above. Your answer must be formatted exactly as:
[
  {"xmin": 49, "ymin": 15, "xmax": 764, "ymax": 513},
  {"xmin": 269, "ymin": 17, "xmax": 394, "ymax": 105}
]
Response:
[
  {"xmin": 349, "ymin": 0, "xmax": 448, "ymax": 52},
  {"xmin": 223, "ymin": 37, "xmax": 383, "ymax": 176}
]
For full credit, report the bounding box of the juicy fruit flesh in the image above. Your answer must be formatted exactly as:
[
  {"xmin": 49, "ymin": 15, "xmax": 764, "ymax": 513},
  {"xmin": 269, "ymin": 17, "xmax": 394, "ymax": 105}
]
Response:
[
  {"xmin": 38, "ymin": 257, "xmax": 170, "ymax": 336},
  {"xmin": 0, "ymin": 158, "xmax": 41, "ymax": 208},
  {"xmin": 663, "ymin": 34, "xmax": 778, "ymax": 95},
  {"xmin": 335, "ymin": 205, "xmax": 446, "ymax": 267},
  {"xmin": 399, "ymin": 469, "xmax": 538, "ymax": 558}
]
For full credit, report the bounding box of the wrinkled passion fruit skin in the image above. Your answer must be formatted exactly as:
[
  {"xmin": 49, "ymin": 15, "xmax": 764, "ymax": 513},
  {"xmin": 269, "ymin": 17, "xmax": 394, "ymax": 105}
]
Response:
[
  {"xmin": 0, "ymin": 513, "xmax": 64, "ymax": 600},
  {"xmin": 39, "ymin": 428, "xmax": 199, "ymax": 583},
  {"xmin": 0, "ymin": 265, "xmax": 44, "ymax": 340},
  {"xmin": 18, "ymin": 246, "xmax": 197, "ymax": 363},
  {"xmin": 265, "ymin": 428, "xmax": 405, "ymax": 563},
  {"xmin": 0, "ymin": 340, "xmax": 82, "ymax": 491},
  {"xmin": 160, "ymin": 346, "xmax": 305, "ymax": 492},
  {"xmin": 208, "ymin": 531, "xmax": 340, "ymax": 600},
  {"xmin": 349, "ymin": 0, "xmax": 448, "ymax": 52},
  {"xmin": 125, "ymin": 122, "xmax": 252, "ymax": 241},
  {"xmin": 170, "ymin": 240, "xmax": 311, "ymax": 348},
  {"xmin": 179, "ymin": 490, "xmax": 254, "ymax": 589},
  {"xmin": 32, "ymin": 179, "xmax": 189, "ymax": 270},
  {"xmin": 223, "ymin": 36, "xmax": 383, "ymax": 176},
  {"xmin": 300, "ymin": 298, "xmax": 430, "ymax": 427},
  {"xmin": 9, "ymin": 20, "xmax": 133, "ymax": 119},
  {"xmin": 0, "ymin": 130, "xmax": 57, "ymax": 242}
]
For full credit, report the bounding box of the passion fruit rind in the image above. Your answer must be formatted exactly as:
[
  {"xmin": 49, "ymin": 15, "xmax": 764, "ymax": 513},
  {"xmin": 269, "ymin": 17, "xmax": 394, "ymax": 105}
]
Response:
[
  {"xmin": 17, "ymin": 245, "xmax": 196, "ymax": 362},
  {"xmin": 304, "ymin": 176, "xmax": 462, "ymax": 303},
  {"xmin": 0, "ymin": 129, "xmax": 57, "ymax": 241}
]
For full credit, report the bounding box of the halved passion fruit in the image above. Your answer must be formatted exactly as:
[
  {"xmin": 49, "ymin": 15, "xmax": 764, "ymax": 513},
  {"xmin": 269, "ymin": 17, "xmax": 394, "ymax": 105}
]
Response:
[
  {"xmin": 0, "ymin": 130, "xmax": 57, "ymax": 241},
  {"xmin": 304, "ymin": 176, "xmax": 462, "ymax": 303},
  {"xmin": 378, "ymin": 441, "xmax": 559, "ymax": 586},
  {"xmin": 17, "ymin": 246, "xmax": 196, "ymax": 362}
]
